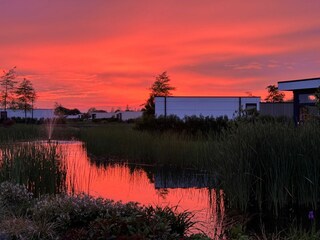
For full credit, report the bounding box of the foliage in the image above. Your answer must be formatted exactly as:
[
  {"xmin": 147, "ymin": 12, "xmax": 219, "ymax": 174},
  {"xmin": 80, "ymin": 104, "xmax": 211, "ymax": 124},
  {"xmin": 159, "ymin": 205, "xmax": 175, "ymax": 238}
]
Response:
[
  {"xmin": 81, "ymin": 120, "xmax": 320, "ymax": 221},
  {"xmin": 135, "ymin": 114, "xmax": 230, "ymax": 136},
  {"xmin": 0, "ymin": 181, "xmax": 33, "ymax": 216},
  {"xmin": 0, "ymin": 67, "xmax": 17, "ymax": 111},
  {"xmin": 0, "ymin": 182, "xmax": 202, "ymax": 239},
  {"xmin": 54, "ymin": 102, "xmax": 81, "ymax": 117},
  {"xmin": 143, "ymin": 71, "xmax": 175, "ymax": 115},
  {"xmin": 265, "ymin": 85, "xmax": 285, "ymax": 102},
  {"xmin": 14, "ymin": 78, "xmax": 37, "ymax": 119},
  {"xmin": 0, "ymin": 142, "xmax": 67, "ymax": 197}
]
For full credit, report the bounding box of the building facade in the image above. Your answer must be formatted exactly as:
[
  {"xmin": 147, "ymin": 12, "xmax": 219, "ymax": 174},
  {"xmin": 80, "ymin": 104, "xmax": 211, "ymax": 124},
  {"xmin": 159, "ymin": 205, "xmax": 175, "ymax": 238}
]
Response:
[{"xmin": 155, "ymin": 96, "xmax": 260, "ymax": 119}]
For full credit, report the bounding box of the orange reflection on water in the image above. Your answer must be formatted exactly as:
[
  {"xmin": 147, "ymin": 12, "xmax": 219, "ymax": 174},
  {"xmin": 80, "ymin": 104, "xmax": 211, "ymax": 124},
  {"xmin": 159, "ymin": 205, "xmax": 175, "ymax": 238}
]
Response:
[{"xmin": 61, "ymin": 141, "xmax": 225, "ymax": 237}]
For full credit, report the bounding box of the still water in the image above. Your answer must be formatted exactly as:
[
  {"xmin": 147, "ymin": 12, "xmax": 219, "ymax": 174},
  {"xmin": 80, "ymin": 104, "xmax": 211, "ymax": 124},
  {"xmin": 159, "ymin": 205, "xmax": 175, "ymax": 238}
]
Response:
[{"xmin": 2, "ymin": 140, "xmax": 225, "ymax": 237}]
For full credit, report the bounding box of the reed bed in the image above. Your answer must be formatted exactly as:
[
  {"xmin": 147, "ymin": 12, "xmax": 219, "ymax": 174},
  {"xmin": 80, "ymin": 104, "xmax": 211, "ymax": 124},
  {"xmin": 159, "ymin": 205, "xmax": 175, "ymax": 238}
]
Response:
[
  {"xmin": 80, "ymin": 121, "xmax": 320, "ymax": 218},
  {"xmin": 0, "ymin": 124, "xmax": 80, "ymax": 143},
  {"xmin": 0, "ymin": 124, "xmax": 42, "ymax": 143},
  {"xmin": 0, "ymin": 142, "xmax": 67, "ymax": 196},
  {"xmin": 80, "ymin": 124, "xmax": 216, "ymax": 170}
]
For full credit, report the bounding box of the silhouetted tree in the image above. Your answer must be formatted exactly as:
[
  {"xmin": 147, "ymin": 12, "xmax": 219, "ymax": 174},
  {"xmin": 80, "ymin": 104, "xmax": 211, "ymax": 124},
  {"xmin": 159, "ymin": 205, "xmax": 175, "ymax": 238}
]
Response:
[
  {"xmin": 265, "ymin": 85, "xmax": 285, "ymax": 102},
  {"xmin": 87, "ymin": 107, "xmax": 106, "ymax": 113},
  {"xmin": 0, "ymin": 67, "xmax": 17, "ymax": 111},
  {"xmin": 54, "ymin": 103, "xmax": 81, "ymax": 117},
  {"xmin": 15, "ymin": 78, "xmax": 37, "ymax": 120},
  {"xmin": 143, "ymin": 72, "xmax": 175, "ymax": 115}
]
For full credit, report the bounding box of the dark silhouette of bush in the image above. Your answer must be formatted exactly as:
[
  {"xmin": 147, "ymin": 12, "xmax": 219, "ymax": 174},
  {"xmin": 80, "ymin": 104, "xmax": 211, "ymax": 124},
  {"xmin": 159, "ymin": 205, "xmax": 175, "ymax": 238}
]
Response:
[{"xmin": 135, "ymin": 114, "xmax": 230, "ymax": 136}]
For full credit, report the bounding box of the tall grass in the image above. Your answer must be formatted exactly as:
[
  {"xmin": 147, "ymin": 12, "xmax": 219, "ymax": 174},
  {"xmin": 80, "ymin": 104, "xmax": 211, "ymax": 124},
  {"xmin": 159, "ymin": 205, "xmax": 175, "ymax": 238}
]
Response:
[
  {"xmin": 214, "ymin": 121, "xmax": 320, "ymax": 216},
  {"xmin": 0, "ymin": 124, "xmax": 42, "ymax": 143},
  {"xmin": 80, "ymin": 121, "xmax": 320, "ymax": 218},
  {"xmin": 0, "ymin": 124, "xmax": 80, "ymax": 143},
  {"xmin": 0, "ymin": 142, "xmax": 67, "ymax": 196},
  {"xmin": 80, "ymin": 124, "xmax": 214, "ymax": 169}
]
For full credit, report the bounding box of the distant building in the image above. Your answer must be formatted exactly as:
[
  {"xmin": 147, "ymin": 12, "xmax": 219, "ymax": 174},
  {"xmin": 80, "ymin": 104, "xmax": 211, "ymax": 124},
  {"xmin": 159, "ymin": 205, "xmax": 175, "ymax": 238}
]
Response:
[
  {"xmin": 91, "ymin": 111, "xmax": 143, "ymax": 121},
  {"xmin": 0, "ymin": 109, "xmax": 54, "ymax": 119},
  {"xmin": 91, "ymin": 112, "xmax": 115, "ymax": 120},
  {"xmin": 116, "ymin": 111, "xmax": 143, "ymax": 121},
  {"xmin": 155, "ymin": 96, "xmax": 260, "ymax": 119},
  {"xmin": 65, "ymin": 114, "xmax": 83, "ymax": 119},
  {"xmin": 278, "ymin": 77, "xmax": 320, "ymax": 124}
]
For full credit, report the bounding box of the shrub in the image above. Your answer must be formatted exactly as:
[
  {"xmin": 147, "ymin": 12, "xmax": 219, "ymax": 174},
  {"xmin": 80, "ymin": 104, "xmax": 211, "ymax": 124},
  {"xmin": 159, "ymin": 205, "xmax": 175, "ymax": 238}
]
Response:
[
  {"xmin": 0, "ymin": 181, "xmax": 33, "ymax": 216},
  {"xmin": 32, "ymin": 194, "xmax": 114, "ymax": 232}
]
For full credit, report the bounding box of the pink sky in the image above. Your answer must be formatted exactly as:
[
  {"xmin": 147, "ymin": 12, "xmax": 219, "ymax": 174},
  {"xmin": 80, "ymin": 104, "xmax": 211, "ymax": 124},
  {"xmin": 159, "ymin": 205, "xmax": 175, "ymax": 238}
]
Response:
[{"xmin": 1, "ymin": 0, "xmax": 320, "ymax": 111}]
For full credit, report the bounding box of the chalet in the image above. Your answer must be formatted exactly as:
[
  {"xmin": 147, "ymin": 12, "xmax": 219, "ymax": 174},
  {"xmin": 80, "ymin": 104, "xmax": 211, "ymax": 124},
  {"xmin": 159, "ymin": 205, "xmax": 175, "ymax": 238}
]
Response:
[{"xmin": 278, "ymin": 77, "xmax": 320, "ymax": 124}]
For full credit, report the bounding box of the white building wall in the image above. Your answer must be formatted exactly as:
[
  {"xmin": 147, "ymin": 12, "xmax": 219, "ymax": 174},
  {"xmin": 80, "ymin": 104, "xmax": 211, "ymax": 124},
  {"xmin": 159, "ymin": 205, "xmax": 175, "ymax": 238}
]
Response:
[
  {"xmin": 0, "ymin": 109, "xmax": 55, "ymax": 119},
  {"xmin": 155, "ymin": 97, "xmax": 260, "ymax": 119},
  {"xmin": 117, "ymin": 111, "xmax": 143, "ymax": 121}
]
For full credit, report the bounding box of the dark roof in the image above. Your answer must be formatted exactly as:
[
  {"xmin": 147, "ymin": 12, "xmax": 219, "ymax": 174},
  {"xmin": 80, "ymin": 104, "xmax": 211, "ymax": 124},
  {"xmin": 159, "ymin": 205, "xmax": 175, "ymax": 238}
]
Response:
[{"xmin": 278, "ymin": 77, "xmax": 320, "ymax": 84}]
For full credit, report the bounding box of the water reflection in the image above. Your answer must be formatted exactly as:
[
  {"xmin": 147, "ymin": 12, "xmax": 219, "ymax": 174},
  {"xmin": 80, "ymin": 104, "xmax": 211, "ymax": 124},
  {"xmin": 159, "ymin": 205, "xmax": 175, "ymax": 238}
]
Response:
[
  {"xmin": 0, "ymin": 141, "xmax": 224, "ymax": 237},
  {"xmin": 63, "ymin": 141, "xmax": 225, "ymax": 237}
]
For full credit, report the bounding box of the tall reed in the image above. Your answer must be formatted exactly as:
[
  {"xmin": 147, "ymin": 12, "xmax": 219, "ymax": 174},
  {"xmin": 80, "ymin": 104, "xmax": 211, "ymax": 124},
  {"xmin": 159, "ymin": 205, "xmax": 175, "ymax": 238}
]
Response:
[
  {"xmin": 80, "ymin": 121, "xmax": 320, "ymax": 217},
  {"xmin": 0, "ymin": 142, "xmax": 67, "ymax": 196}
]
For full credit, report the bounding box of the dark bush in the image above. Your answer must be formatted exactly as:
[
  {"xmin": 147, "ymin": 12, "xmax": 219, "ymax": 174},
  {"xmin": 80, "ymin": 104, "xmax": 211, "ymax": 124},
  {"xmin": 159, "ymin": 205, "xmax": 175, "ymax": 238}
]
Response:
[{"xmin": 135, "ymin": 114, "xmax": 230, "ymax": 136}]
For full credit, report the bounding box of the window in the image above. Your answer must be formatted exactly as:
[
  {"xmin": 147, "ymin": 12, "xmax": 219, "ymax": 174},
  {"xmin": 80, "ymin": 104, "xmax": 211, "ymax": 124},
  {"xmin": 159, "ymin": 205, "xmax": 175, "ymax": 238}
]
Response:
[{"xmin": 245, "ymin": 103, "xmax": 257, "ymax": 110}]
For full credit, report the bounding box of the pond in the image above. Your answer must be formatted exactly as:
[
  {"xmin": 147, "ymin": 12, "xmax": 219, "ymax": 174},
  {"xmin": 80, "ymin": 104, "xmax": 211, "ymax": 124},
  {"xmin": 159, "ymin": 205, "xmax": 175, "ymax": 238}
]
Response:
[{"xmin": 0, "ymin": 140, "xmax": 224, "ymax": 237}]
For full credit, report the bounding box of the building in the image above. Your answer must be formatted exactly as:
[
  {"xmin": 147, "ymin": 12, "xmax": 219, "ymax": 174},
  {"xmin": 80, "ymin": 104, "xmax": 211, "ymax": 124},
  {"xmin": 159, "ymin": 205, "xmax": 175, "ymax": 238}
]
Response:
[
  {"xmin": 0, "ymin": 109, "xmax": 55, "ymax": 119},
  {"xmin": 91, "ymin": 111, "xmax": 143, "ymax": 121},
  {"xmin": 278, "ymin": 77, "xmax": 320, "ymax": 124},
  {"xmin": 91, "ymin": 112, "xmax": 115, "ymax": 120},
  {"xmin": 155, "ymin": 96, "xmax": 260, "ymax": 119},
  {"xmin": 260, "ymin": 102, "xmax": 293, "ymax": 118},
  {"xmin": 115, "ymin": 111, "xmax": 143, "ymax": 121}
]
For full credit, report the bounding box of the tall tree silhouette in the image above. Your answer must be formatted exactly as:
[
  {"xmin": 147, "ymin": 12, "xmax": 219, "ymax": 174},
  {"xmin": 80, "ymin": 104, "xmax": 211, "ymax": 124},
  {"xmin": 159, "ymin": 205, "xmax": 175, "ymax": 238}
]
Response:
[
  {"xmin": 143, "ymin": 72, "xmax": 175, "ymax": 115},
  {"xmin": 15, "ymin": 78, "xmax": 37, "ymax": 120},
  {"xmin": 0, "ymin": 67, "xmax": 17, "ymax": 111},
  {"xmin": 265, "ymin": 85, "xmax": 285, "ymax": 102}
]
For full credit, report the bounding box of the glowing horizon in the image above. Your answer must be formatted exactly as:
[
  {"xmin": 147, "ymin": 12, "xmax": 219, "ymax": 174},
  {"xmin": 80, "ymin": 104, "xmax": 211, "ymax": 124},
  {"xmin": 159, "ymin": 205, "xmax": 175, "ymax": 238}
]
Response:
[{"xmin": 1, "ymin": 0, "xmax": 319, "ymax": 112}]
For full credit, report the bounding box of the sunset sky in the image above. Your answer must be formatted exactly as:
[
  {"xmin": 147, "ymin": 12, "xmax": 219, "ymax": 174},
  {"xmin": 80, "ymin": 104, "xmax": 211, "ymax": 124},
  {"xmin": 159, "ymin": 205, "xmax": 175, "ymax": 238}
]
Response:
[{"xmin": 1, "ymin": 0, "xmax": 320, "ymax": 111}]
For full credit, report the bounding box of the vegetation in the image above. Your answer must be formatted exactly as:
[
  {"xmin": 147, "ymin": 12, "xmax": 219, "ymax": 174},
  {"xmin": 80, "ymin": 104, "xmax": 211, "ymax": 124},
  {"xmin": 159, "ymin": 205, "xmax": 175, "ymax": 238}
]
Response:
[
  {"xmin": 0, "ymin": 142, "xmax": 67, "ymax": 197},
  {"xmin": 135, "ymin": 114, "xmax": 229, "ymax": 136},
  {"xmin": 0, "ymin": 67, "xmax": 17, "ymax": 111},
  {"xmin": 79, "ymin": 118, "xmax": 320, "ymax": 227},
  {"xmin": 14, "ymin": 78, "xmax": 37, "ymax": 120},
  {"xmin": 1, "ymin": 118, "xmax": 320, "ymax": 237},
  {"xmin": 0, "ymin": 182, "xmax": 205, "ymax": 240},
  {"xmin": 143, "ymin": 71, "xmax": 175, "ymax": 116},
  {"xmin": 0, "ymin": 68, "xmax": 38, "ymax": 119},
  {"xmin": 54, "ymin": 103, "xmax": 81, "ymax": 117},
  {"xmin": 265, "ymin": 85, "xmax": 285, "ymax": 102}
]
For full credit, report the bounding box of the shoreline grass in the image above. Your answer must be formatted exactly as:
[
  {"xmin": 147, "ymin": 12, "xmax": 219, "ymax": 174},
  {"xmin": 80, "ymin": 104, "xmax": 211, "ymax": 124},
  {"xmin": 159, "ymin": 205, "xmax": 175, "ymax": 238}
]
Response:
[
  {"xmin": 79, "ymin": 120, "xmax": 320, "ymax": 222},
  {"xmin": 1, "ymin": 120, "xmax": 320, "ymax": 237}
]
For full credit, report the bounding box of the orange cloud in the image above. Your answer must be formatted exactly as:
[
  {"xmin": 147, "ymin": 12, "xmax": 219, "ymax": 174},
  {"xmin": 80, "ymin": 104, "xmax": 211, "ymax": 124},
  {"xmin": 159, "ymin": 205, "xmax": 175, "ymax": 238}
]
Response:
[{"xmin": 0, "ymin": 1, "xmax": 319, "ymax": 111}]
